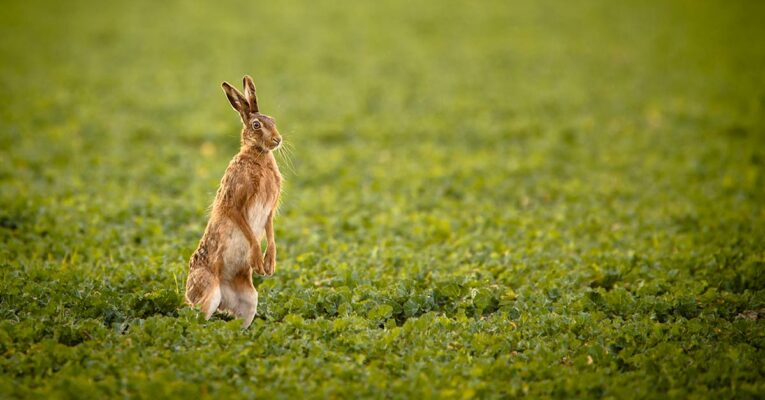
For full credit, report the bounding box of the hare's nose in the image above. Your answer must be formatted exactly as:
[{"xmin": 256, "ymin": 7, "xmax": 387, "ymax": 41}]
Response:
[{"xmin": 272, "ymin": 137, "xmax": 281, "ymax": 145}]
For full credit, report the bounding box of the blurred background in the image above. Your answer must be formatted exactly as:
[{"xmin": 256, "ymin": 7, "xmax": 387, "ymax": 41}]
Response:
[
  {"xmin": 2, "ymin": 0, "xmax": 763, "ymax": 280},
  {"xmin": 1, "ymin": 0, "xmax": 764, "ymax": 397}
]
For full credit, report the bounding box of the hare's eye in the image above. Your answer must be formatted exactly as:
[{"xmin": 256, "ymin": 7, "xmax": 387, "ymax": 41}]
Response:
[{"xmin": 252, "ymin": 120, "xmax": 262, "ymax": 129}]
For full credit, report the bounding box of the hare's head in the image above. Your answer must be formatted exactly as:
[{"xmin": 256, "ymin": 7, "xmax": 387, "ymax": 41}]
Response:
[{"xmin": 221, "ymin": 76, "xmax": 282, "ymax": 152}]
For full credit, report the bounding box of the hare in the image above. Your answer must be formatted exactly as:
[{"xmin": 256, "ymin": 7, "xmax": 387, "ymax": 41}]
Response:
[{"xmin": 185, "ymin": 75, "xmax": 282, "ymax": 328}]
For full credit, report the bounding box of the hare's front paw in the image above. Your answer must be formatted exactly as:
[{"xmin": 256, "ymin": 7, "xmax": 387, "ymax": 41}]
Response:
[
  {"xmin": 250, "ymin": 250, "xmax": 266, "ymax": 276},
  {"xmin": 264, "ymin": 246, "xmax": 276, "ymax": 276}
]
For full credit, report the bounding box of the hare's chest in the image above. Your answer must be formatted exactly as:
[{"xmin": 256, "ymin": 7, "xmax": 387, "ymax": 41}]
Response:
[
  {"xmin": 247, "ymin": 166, "xmax": 279, "ymax": 236},
  {"xmin": 247, "ymin": 199, "xmax": 272, "ymax": 240}
]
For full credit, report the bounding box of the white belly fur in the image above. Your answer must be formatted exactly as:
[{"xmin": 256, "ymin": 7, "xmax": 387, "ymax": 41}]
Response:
[
  {"xmin": 247, "ymin": 201, "xmax": 270, "ymax": 240},
  {"xmin": 221, "ymin": 200, "xmax": 272, "ymax": 279}
]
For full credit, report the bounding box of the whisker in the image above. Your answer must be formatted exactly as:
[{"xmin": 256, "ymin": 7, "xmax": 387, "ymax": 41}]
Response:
[
  {"xmin": 278, "ymin": 151, "xmax": 296, "ymax": 177},
  {"xmin": 276, "ymin": 139, "xmax": 297, "ymax": 176}
]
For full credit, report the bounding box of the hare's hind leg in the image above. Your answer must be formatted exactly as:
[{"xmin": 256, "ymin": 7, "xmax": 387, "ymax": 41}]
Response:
[
  {"xmin": 186, "ymin": 259, "xmax": 223, "ymax": 320},
  {"xmin": 238, "ymin": 285, "xmax": 258, "ymax": 329},
  {"xmin": 200, "ymin": 285, "xmax": 222, "ymax": 320},
  {"xmin": 186, "ymin": 278, "xmax": 221, "ymax": 320},
  {"xmin": 225, "ymin": 270, "xmax": 258, "ymax": 328},
  {"xmin": 219, "ymin": 283, "xmax": 257, "ymax": 328}
]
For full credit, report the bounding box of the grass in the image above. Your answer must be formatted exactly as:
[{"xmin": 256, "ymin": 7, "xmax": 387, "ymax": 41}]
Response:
[{"xmin": 1, "ymin": 0, "xmax": 764, "ymax": 398}]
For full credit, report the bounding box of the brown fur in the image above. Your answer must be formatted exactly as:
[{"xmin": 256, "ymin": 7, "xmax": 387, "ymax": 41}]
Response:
[{"xmin": 185, "ymin": 75, "xmax": 282, "ymax": 328}]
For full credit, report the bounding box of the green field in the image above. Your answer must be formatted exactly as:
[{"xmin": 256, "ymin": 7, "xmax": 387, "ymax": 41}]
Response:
[{"xmin": 1, "ymin": 0, "xmax": 764, "ymax": 398}]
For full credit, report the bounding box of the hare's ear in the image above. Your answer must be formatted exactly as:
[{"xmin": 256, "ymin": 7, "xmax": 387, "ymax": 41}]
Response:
[
  {"xmin": 243, "ymin": 75, "xmax": 259, "ymax": 113},
  {"xmin": 221, "ymin": 82, "xmax": 249, "ymax": 118}
]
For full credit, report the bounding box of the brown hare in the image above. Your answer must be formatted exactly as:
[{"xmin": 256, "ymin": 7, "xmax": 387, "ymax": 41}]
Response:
[{"xmin": 185, "ymin": 75, "xmax": 282, "ymax": 328}]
